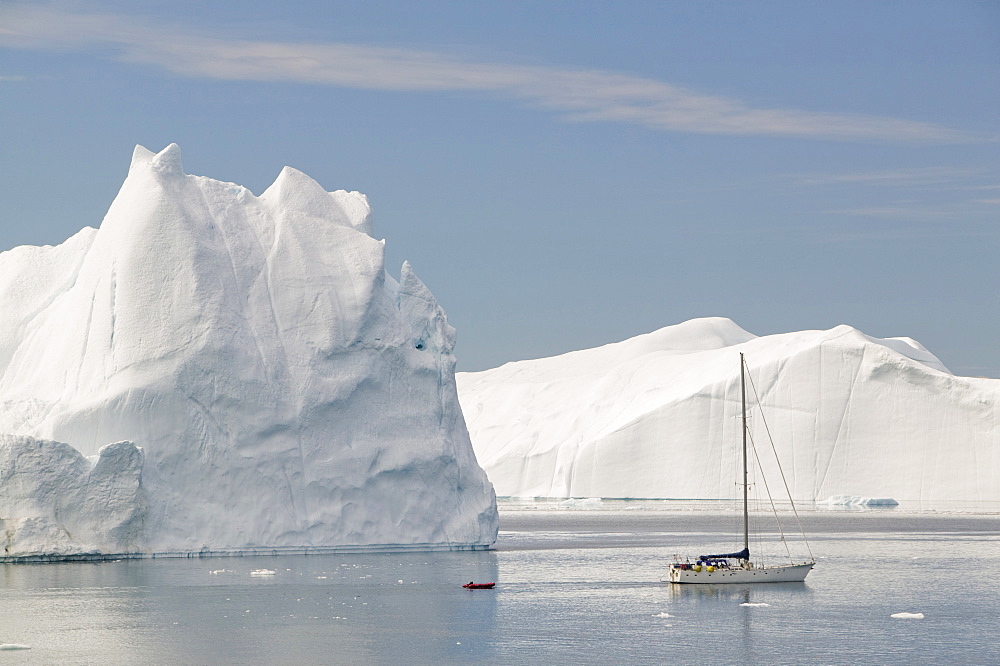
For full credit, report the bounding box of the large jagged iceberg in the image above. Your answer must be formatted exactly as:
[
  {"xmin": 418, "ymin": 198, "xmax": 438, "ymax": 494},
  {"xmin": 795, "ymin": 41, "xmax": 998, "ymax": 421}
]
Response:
[
  {"xmin": 0, "ymin": 144, "xmax": 497, "ymax": 559},
  {"xmin": 457, "ymin": 317, "xmax": 999, "ymax": 502}
]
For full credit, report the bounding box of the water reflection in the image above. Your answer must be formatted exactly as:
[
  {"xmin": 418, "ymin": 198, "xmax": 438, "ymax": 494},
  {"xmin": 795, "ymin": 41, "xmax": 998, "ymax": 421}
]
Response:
[
  {"xmin": 1, "ymin": 550, "xmax": 500, "ymax": 664},
  {"xmin": 1, "ymin": 510, "xmax": 998, "ymax": 664},
  {"xmin": 665, "ymin": 581, "xmax": 812, "ymax": 601}
]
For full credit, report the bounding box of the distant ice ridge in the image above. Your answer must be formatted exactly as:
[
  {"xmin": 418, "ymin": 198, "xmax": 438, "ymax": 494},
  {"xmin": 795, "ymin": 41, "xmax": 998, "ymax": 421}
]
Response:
[
  {"xmin": 0, "ymin": 144, "xmax": 497, "ymax": 559},
  {"xmin": 457, "ymin": 318, "xmax": 1000, "ymax": 502}
]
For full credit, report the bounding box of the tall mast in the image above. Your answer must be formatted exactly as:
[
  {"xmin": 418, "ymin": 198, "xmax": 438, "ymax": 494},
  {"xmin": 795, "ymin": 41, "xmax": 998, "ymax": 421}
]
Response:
[{"xmin": 741, "ymin": 353, "xmax": 749, "ymax": 556}]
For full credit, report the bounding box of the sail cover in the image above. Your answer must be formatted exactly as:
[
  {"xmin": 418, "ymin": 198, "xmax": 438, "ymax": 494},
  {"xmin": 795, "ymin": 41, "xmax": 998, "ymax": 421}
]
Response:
[{"xmin": 698, "ymin": 547, "xmax": 750, "ymax": 561}]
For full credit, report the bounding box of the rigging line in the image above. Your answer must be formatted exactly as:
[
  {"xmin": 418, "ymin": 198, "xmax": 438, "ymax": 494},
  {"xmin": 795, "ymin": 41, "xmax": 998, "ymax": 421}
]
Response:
[
  {"xmin": 745, "ymin": 367, "xmax": 816, "ymax": 563},
  {"xmin": 747, "ymin": 430, "xmax": 792, "ymax": 562}
]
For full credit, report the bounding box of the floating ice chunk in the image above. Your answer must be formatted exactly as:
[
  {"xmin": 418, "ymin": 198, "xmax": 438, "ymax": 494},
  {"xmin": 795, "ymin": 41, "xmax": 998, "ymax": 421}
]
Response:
[
  {"xmin": 558, "ymin": 498, "xmax": 603, "ymax": 508},
  {"xmin": 739, "ymin": 602, "xmax": 770, "ymax": 607},
  {"xmin": 818, "ymin": 496, "xmax": 899, "ymax": 507},
  {"xmin": 652, "ymin": 612, "xmax": 674, "ymax": 618},
  {"xmin": 891, "ymin": 612, "xmax": 925, "ymax": 619},
  {"xmin": 249, "ymin": 569, "xmax": 276, "ymax": 577},
  {"xmin": 0, "ymin": 644, "xmax": 31, "ymax": 650}
]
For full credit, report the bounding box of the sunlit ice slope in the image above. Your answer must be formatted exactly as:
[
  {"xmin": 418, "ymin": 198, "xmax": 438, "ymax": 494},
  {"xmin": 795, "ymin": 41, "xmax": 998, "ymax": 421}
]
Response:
[
  {"xmin": 457, "ymin": 318, "xmax": 998, "ymax": 502},
  {"xmin": 0, "ymin": 144, "xmax": 497, "ymax": 558}
]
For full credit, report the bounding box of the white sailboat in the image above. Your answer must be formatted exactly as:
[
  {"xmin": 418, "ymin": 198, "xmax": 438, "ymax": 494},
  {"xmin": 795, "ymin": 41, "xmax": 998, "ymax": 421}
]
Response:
[{"xmin": 667, "ymin": 353, "xmax": 815, "ymax": 584}]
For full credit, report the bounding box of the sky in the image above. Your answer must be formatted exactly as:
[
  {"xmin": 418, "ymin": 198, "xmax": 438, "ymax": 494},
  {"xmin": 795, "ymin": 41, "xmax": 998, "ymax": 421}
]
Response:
[{"xmin": 1, "ymin": 1, "xmax": 998, "ymax": 376}]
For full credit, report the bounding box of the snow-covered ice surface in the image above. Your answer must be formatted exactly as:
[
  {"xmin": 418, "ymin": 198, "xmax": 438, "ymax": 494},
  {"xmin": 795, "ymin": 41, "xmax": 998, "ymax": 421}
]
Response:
[
  {"xmin": 457, "ymin": 317, "xmax": 999, "ymax": 501},
  {"xmin": 0, "ymin": 144, "xmax": 496, "ymax": 559}
]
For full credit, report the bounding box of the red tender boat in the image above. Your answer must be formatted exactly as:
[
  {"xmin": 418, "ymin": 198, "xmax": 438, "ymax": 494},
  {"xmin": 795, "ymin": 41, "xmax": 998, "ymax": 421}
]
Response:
[{"xmin": 462, "ymin": 582, "xmax": 495, "ymax": 589}]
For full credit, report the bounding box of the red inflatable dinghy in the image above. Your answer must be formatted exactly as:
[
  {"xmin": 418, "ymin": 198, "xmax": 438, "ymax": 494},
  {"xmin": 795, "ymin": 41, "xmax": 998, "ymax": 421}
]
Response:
[{"xmin": 462, "ymin": 582, "xmax": 495, "ymax": 589}]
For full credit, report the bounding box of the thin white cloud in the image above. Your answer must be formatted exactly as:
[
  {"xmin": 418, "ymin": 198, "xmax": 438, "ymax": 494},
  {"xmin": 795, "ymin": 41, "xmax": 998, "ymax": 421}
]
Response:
[
  {"xmin": 821, "ymin": 202, "xmax": 1000, "ymax": 221},
  {"xmin": 0, "ymin": 5, "xmax": 987, "ymax": 143},
  {"xmin": 797, "ymin": 167, "xmax": 984, "ymax": 186},
  {"xmin": 823, "ymin": 206, "xmax": 954, "ymax": 219}
]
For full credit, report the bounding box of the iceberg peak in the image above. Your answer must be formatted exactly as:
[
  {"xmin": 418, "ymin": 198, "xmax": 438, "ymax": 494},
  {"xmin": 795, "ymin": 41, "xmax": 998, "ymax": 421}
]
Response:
[
  {"xmin": 261, "ymin": 166, "xmax": 373, "ymax": 236},
  {"xmin": 129, "ymin": 145, "xmax": 156, "ymax": 173},
  {"xmin": 152, "ymin": 142, "xmax": 184, "ymax": 175},
  {"xmin": 128, "ymin": 143, "xmax": 184, "ymax": 177}
]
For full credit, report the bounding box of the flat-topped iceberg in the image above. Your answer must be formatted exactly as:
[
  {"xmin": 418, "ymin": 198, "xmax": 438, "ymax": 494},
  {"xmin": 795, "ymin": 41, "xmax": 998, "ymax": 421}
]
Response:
[
  {"xmin": 457, "ymin": 318, "xmax": 999, "ymax": 502},
  {"xmin": 0, "ymin": 144, "xmax": 497, "ymax": 559}
]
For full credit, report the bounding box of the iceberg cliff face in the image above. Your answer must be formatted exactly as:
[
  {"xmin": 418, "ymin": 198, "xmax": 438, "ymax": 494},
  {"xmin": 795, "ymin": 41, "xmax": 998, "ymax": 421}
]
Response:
[
  {"xmin": 0, "ymin": 144, "xmax": 497, "ymax": 558},
  {"xmin": 457, "ymin": 317, "xmax": 999, "ymax": 502}
]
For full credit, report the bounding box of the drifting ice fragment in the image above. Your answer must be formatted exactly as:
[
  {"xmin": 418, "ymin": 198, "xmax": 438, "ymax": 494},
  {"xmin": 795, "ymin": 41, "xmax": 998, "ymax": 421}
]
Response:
[
  {"xmin": 819, "ymin": 496, "xmax": 899, "ymax": 507},
  {"xmin": 890, "ymin": 612, "xmax": 925, "ymax": 619},
  {"xmin": 559, "ymin": 498, "xmax": 603, "ymax": 508},
  {"xmin": 250, "ymin": 569, "xmax": 276, "ymax": 577},
  {"xmin": 739, "ymin": 602, "xmax": 770, "ymax": 607}
]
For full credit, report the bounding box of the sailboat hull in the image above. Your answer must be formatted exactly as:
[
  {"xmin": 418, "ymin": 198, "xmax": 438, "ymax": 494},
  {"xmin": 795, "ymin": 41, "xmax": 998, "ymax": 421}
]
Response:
[{"xmin": 668, "ymin": 562, "xmax": 813, "ymax": 584}]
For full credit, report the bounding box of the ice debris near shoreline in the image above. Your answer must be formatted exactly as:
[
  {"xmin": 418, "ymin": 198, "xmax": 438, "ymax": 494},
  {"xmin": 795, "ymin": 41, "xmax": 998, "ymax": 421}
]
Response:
[
  {"xmin": 0, "ymin": 144, "xmax": 496, "ymax": 559},
  {"xmin": 457, "ymin": 317, "xmax": 1000, "ymax": 501}
]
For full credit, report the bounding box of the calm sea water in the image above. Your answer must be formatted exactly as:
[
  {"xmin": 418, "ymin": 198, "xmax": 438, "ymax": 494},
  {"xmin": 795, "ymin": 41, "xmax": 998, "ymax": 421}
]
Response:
[{"xmin": 1, "ymin": 502, "xmax": 998, "ymax": 665}]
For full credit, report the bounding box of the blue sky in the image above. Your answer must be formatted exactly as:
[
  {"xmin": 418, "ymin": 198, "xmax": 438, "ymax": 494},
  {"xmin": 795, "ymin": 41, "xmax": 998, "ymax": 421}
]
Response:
[{"xmin": 2, "ymin": 1, "xmax": 998, "ymax": 375}]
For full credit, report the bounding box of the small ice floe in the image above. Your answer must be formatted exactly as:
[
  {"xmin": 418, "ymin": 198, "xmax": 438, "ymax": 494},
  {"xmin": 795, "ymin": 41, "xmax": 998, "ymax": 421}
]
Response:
[
  {"xmin": 249, "ymin": 569, "xmax": 276, "ymax": 577},
  {"xmin": 559, "ymin": 497, "xmax": 603, "ymax": 509},
  {"xmin": 740, "ymin": 602, "xmax": 770, "ymax": 607},
  {"xmin": 652, "ymin": 612, "xmax": 674, "ymax": 618},
  {"xmin": 891, "ymin": 612, "xmax": 925, "ymax": 619},
  {"xmin": 398, "ymin": 579, "xmax": 404, "ymax": 584},
  {"xmin": 210, "ymin": 569, "xmax": 231, "ymax": 575},
  {"xmin": 818, "ymin": 495, "xmax": 899, "ymax": 507},
  {"xmin": 0, "ymin": 644, "xmax": 31, "ymax": 651}
]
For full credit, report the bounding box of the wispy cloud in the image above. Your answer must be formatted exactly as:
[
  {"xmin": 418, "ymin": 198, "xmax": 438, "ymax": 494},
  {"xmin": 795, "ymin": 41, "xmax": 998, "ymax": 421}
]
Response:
[
  {"xmin": 0, "ymin": 74, "xmax": 26, "ymax": 81},
  {"xmin": 796, "ymin": 167, "xmax": 985, "ymax": 186},
  {"xmin": 0, "ymin": 5, "xmax": 987, "ymax": 144},
  {"xmin": 821, "ymin": 201, "xmax": 1000, "ymax": 222},
  {"xmin": 822, "ymin": 206, "xmax": 949, "ymax": 219}
]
